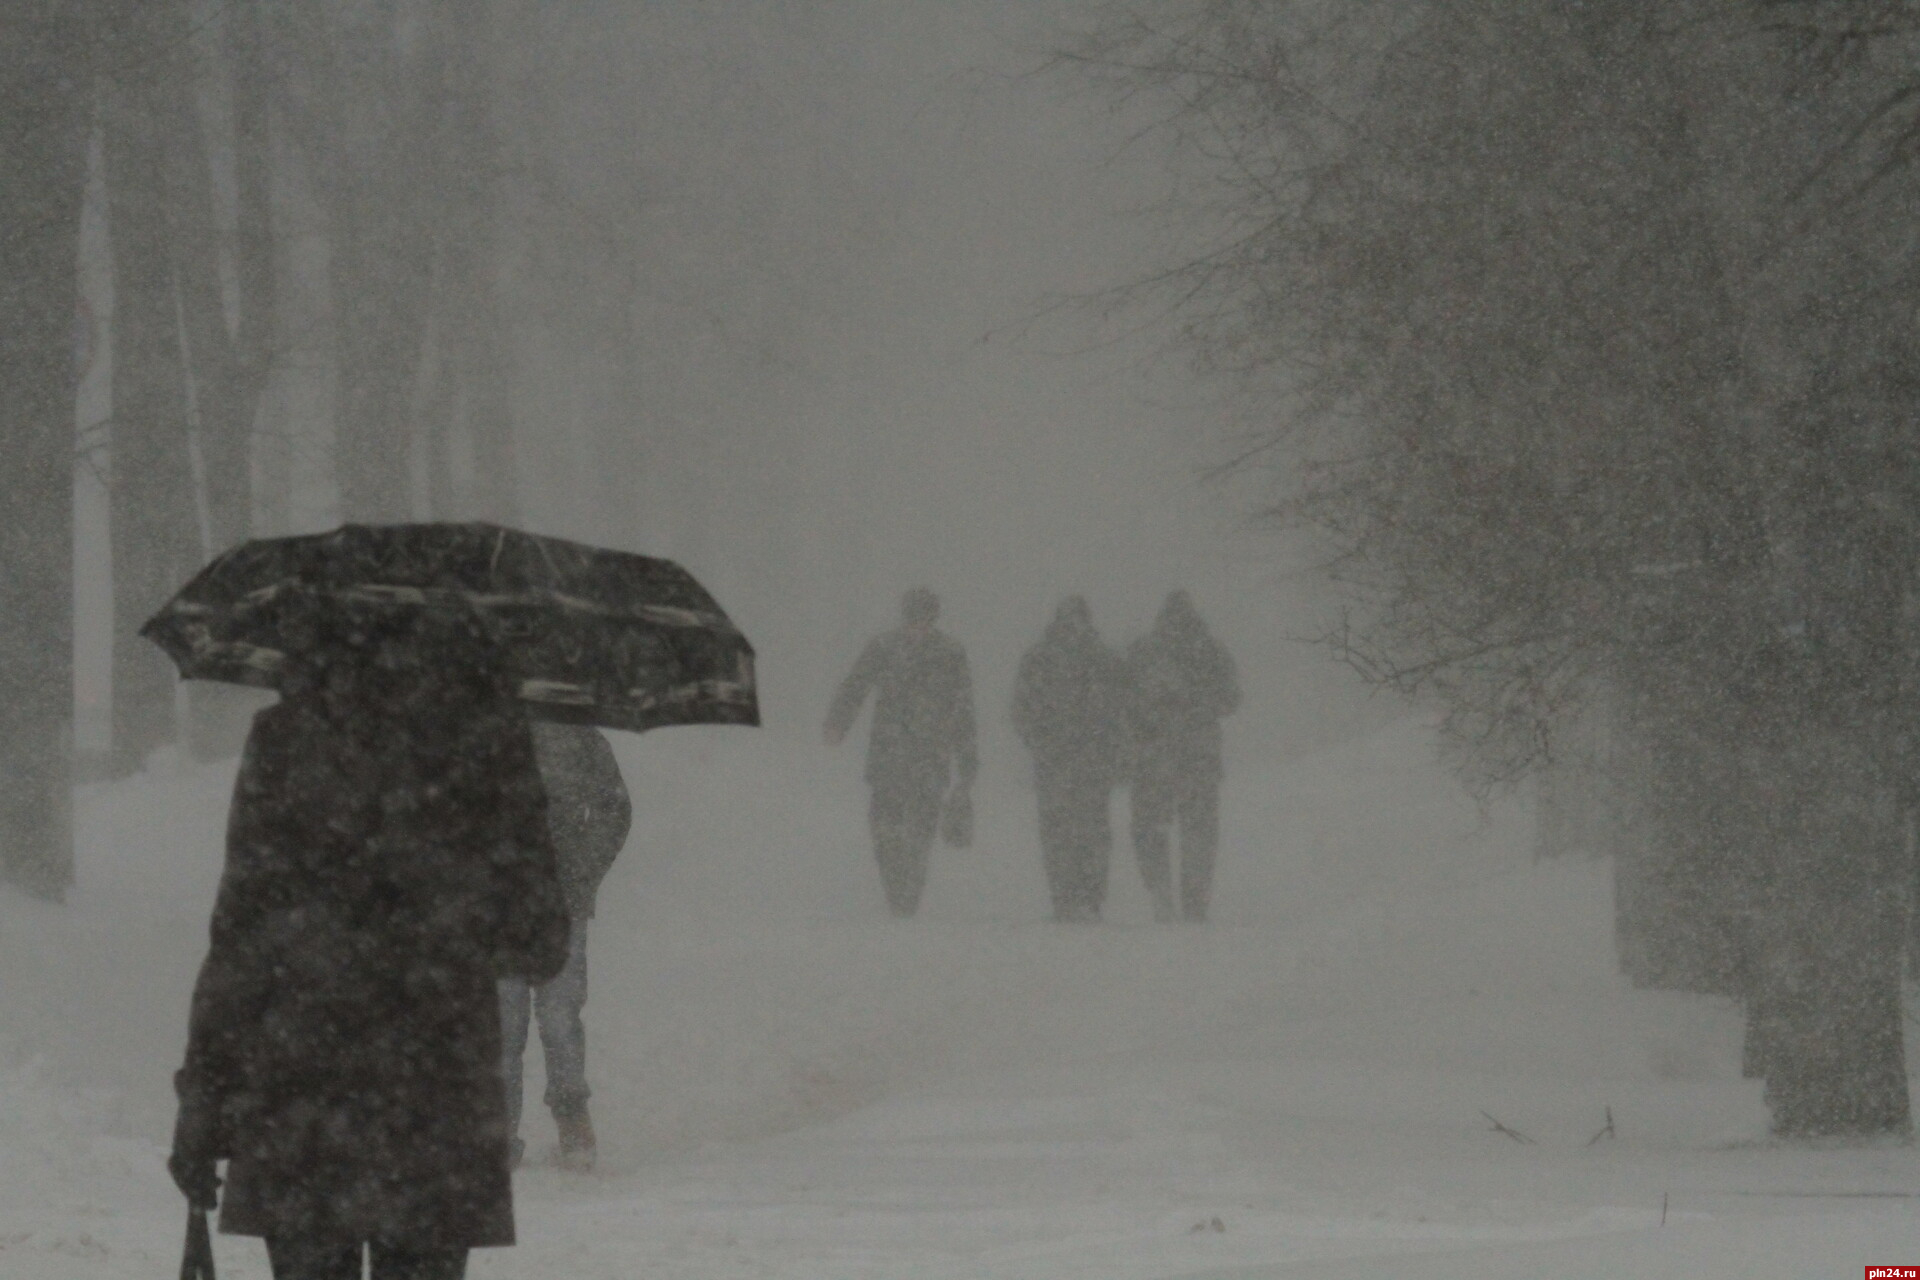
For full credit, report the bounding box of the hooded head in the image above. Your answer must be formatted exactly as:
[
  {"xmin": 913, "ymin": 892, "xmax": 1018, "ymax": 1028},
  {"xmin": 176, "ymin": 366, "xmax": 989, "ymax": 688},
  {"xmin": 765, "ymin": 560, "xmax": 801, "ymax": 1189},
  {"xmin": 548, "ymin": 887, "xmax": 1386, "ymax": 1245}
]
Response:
[
  {"xmin": 901, "ymin": 586, "xmax": 941, "ymax": 634},
  {"xmin": 1048, "ymin": 594, "xmax": 1095, "ymax": 642},
  {"xmin": 1156, "ymin": 589, "xmax": 1202, "ymax": 633}
]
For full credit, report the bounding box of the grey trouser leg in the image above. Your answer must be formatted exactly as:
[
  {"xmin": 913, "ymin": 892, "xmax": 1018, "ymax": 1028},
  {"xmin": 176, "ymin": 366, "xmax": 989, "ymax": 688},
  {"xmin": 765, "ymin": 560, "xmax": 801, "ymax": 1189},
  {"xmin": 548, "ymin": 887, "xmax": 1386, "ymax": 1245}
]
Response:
[
  {"xmin": 1135, "ymin": 771, "xmax": 1219, "ymax": 921},
  {"xmin": 499, "ymin": 920, "xmax": 591, "ymax": 1133},
  {"xmin": 1131, "ymin": 773, "xmax": 1176, "ymax": 920},
  {"xmin": 1037, "ymin": 767, "xmax": 1111, "ymax": 921},
  {"xmin": 870, "ymin": 778, "xmax": 943, "ymax": 916},
  {"xmin": 1177, "ymin": 782, "xmax": 1220, "ymax": 922},
  {"xmin": 536, "ymin": 921, "xmax": 591, "ymax": 1115}
]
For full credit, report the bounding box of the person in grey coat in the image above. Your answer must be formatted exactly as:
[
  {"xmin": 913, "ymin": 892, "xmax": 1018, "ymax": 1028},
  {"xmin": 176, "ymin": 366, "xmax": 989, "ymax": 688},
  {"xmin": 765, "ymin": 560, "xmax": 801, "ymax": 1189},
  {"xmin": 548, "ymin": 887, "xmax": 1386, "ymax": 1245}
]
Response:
[
  {"xmin": 824, "ymin": 587, "xmax": 978, "ymax": 916},
  {"xmin": 1013, "ymin": 597, "xmax": 1126, "ymax": 922},
  {"xmin": 498, "ymin": 722, "xmax": 631, "ymax": 1172},
  {"xmin": 1124, "ymin": 591, "xmax": 1240, "ymax": 923}
]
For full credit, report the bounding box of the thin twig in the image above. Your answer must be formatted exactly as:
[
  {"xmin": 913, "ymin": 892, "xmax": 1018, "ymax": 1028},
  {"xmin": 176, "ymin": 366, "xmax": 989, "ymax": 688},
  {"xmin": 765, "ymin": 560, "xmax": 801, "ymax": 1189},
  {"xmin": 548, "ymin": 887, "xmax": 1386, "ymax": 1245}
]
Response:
[
  {"xmin": 1585, "ymin": 1105, "xmax": 1616, "ymax": 1147},
  {"xmin": 1480, "ymin": 1110, "xmax": 1535, "ymax": 1144}
]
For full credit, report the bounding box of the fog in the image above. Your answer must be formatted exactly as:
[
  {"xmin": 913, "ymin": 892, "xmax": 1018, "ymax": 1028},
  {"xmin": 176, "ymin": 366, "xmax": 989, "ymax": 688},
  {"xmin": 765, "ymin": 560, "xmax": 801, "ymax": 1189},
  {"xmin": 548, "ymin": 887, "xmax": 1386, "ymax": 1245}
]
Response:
[
  {"xmin": 10, "ymin": 2, "xmax": 1920, "ymax": 1277},
  {"xmin": 61, "ymin": 0, "xmax": 1365, "ymax": 770},
  {"xmin": 484, "ymin": 2, "xmax": 1359, "ymax": 746}
]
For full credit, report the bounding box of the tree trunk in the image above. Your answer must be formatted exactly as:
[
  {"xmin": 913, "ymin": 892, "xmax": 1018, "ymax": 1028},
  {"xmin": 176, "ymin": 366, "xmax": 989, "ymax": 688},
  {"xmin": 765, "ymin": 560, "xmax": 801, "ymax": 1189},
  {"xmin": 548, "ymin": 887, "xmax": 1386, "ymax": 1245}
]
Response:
[
  {"xmin": 0, "ymin": 4, "xmax": 92, "ymax": 897},
  {"xmin": 104, "ymin": 64, "xmax": 201, "ymax": 779},
  {"xmin": 328, "ymin": 189, "xmax": 429, "ymax": 523},
  {"xmin": 161, "ymin": 5, "xmax": 265, "ymax": 558},
  {"xmin": 167, "ymin": 0, "xmax": 278, "ymax": 759},
  {"xmin": 596, "ymin": 272, "xmax": 644, "ymax": 549},
  {"xmin": 285, "ymin": 6, "xmax": 436, "ymax": 525},
  {"xmin": 458, "ymin": 277, "xmax": 517, "ymax": 524},
  {"xmin": 250, "ymin": 123, "xmax": 316, "ymax": 540},
  {"xmin": 438, "ymin": 0, "xmax": 517, "ymax": 525},
  {"xmin": 418, "ymin": 320, "xmax": 458, "ymax": 518},
  {"xmin": 1748, "ymin": 731, "xmax": 1912, "ymax": 1139},
  {"xmin": 226, "ymin": 0, "xmax": 276, "ymax": 540},
  {"xmin": 1754, "ymin": 896, "xmax": 1910, "ymax": 1138}
]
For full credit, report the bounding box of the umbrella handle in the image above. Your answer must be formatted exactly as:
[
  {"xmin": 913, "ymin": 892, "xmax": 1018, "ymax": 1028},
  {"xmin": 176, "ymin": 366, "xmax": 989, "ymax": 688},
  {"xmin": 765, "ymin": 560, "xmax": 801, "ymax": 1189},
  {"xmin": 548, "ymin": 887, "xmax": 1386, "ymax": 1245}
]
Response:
[{"xmin": 181, "ymin": 1208, "xmax": 216, "ymax": 1280}]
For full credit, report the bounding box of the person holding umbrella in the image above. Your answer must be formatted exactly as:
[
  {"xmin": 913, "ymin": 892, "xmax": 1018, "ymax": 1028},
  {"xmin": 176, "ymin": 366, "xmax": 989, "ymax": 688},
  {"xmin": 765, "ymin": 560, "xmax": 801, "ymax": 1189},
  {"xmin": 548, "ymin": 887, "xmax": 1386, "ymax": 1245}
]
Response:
[
  {"xmin": 167, "ymin": 603, "xmax": 570, "ymax": 1280},
  {"xmin": 150, "ymin": 523, "xmax": 761, "ymax": 1280}
]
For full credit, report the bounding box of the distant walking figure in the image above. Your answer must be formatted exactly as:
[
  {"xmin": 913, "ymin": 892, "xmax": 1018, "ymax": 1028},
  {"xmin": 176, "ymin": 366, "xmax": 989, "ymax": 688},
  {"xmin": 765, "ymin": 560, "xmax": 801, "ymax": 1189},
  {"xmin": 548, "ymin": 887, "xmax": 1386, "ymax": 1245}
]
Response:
[
  {"xmin": 1013, "ymin": 597, "xmax": 1126, "ymax": 922},
  {"xmin": 498, "ymin": 723, "xmax": 631, "ymax": 1173},
  {"xmin": 825, "ymin": 588, "xmax": 979, "ymax": 916},
  {"xmin": 1125, "ymin": 591, "xmax": 1239, "ymax": 923}
]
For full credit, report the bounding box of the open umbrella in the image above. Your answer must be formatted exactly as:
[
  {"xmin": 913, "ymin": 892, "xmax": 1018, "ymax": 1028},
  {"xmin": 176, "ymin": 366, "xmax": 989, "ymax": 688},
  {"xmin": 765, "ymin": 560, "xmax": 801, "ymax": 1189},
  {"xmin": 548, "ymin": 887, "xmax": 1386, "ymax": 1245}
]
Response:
[{"xmin": 141, "ymin": 522, "xmax": 758, "ymax": 733}]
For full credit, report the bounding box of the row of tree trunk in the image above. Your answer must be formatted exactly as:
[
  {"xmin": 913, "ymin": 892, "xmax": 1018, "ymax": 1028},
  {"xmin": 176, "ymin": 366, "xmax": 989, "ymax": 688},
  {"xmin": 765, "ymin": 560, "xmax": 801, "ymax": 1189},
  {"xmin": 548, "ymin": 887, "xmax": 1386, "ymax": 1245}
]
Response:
[
  {"xmin": 0, "ymin": 0, "xmax": 524, "ymax": 897},
  {"xmin": 0, "ymin": 4, "xmax": 93, "ymax": 898}
]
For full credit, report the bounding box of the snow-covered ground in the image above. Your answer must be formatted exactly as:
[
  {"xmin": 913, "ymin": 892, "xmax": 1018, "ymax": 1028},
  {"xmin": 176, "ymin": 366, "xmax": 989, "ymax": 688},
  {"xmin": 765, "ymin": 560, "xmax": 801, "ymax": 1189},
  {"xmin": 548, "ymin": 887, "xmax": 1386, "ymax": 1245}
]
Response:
[{"xmin": 4, "ymin": 716, "xmax": 1919, "ymax": 1278}]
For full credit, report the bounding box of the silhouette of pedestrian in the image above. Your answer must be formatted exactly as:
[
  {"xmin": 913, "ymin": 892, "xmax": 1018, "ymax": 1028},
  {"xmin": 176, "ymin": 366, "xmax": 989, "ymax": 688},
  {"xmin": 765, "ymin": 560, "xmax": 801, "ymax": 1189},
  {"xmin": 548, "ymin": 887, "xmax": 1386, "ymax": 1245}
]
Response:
[
  {"xmin": 1013, "ymin": 597, "xmax": 1125, "ymax": 922},
  {"xmin": 1124, "ymin": 591, "xmax": 1239, "ymax": 922},
  {"xmin": 825, "ymin": 588, "xmax": 978, "ymax": 916},
  {"xmin": 168, "ymin": 608, "xmax": 570, "ymax": 1279}
]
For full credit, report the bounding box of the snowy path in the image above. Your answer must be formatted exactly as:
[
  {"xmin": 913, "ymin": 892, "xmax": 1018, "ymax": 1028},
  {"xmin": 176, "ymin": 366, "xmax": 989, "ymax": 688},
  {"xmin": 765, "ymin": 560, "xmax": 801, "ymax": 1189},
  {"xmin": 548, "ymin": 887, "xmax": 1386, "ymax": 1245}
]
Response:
[
  {"xmin": 4, "ymin": 720, "xmax": 1920, "ymax": 1277},
  {"xmin": 492, "ymin": 1059, "xmax": 1920, "ymax": 1280}
]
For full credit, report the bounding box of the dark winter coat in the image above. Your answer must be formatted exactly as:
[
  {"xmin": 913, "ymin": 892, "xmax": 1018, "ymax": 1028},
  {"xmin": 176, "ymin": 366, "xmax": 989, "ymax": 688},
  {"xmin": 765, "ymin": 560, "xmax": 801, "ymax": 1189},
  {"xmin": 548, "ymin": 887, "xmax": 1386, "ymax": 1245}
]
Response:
[
  {"xmin": 1124, "ymin": 595, "xmax": 1240, "ymax": 783},
  {"xmin": 1012, "ymin": 600, "xmax": 1126, "ymax": 786},
  {"xmin": 531, "ymin": 723, "xmax": 632, "ymax": 919},
  {"xmin": 826, "ymin": 626, "xmax": 978, "ymax": 789},
  {"xmin": 173, "ymin": 683, "xmax": 570, "ymax": 1249}
]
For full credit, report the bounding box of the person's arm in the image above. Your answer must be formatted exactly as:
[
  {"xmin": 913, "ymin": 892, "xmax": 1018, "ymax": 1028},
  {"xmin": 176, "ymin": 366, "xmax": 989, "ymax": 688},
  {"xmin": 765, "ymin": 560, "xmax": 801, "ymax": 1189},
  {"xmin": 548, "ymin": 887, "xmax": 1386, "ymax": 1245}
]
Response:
[
  {"xmin": 952, "ymin": 644, "xmax": 979, "ymax": 787},
  {"xmin": 576, "ymin": 728, "xmax": 633, "ymax": 898},
  {"xmin": 824, "ymin": 636, "xmax": 887, "ymax": 745},
  {"xmin": 1009, "ymin": 648, "xmax": 1040, "ymax": 748},
  {"xmin": 1211, "ymin": 641, "xmax": 1242, "ymax": 719},
  {"xmin": 172, "ymin": 720, "xmax": 282, "ymax": 1207}
]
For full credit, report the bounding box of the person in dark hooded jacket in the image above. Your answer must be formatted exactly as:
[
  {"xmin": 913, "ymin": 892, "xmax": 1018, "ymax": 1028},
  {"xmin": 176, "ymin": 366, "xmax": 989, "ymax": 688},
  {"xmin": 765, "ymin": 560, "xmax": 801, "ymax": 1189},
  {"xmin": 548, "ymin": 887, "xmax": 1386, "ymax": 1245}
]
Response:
[
  {"xmin": 1013, "ymin": 597, "xmax": 1126, "ymax": 922},
  {"xmin": 168, "ymin": 606, "xmax": 571, "ymax": 1280},
  {"xmin": 1124, "ymin": 591, "xmax": 1240, "ymax": 923},
  {"xmin": 498, "ymin": 722, "xmax": 630, "ymax": 1172},
  {"xmin": 824, "ymin": 587, "xmax": 978, "ymax": 916}
]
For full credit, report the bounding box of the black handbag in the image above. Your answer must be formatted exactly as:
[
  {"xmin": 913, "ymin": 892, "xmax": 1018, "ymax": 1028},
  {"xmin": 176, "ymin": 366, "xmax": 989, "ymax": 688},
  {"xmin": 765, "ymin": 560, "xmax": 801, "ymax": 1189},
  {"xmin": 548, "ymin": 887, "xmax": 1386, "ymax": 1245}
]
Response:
[{"xmin": 180, "ymin": 1209, "xmax": 215, "ymax": 1280}]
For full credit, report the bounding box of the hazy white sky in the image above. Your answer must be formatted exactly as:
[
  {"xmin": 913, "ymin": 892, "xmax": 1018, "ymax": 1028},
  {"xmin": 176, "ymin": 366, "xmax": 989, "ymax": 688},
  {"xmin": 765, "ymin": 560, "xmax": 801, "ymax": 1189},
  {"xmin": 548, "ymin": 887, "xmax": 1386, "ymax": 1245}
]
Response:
[
  {"xmin": 70, "ymin": 0, "xmax": 1369, "ymax": 762},
  {"xmin": 498, "ymin": 1, "xmax": 1360, "ymax": 752}
]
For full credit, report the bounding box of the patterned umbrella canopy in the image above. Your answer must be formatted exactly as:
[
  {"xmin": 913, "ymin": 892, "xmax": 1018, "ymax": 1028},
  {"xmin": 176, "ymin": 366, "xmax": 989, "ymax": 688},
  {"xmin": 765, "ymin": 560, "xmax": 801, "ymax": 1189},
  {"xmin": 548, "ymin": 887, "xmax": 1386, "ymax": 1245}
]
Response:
[{"xmin": 140, "ymin": 523, "xmax": 759, "ymax": 734}]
